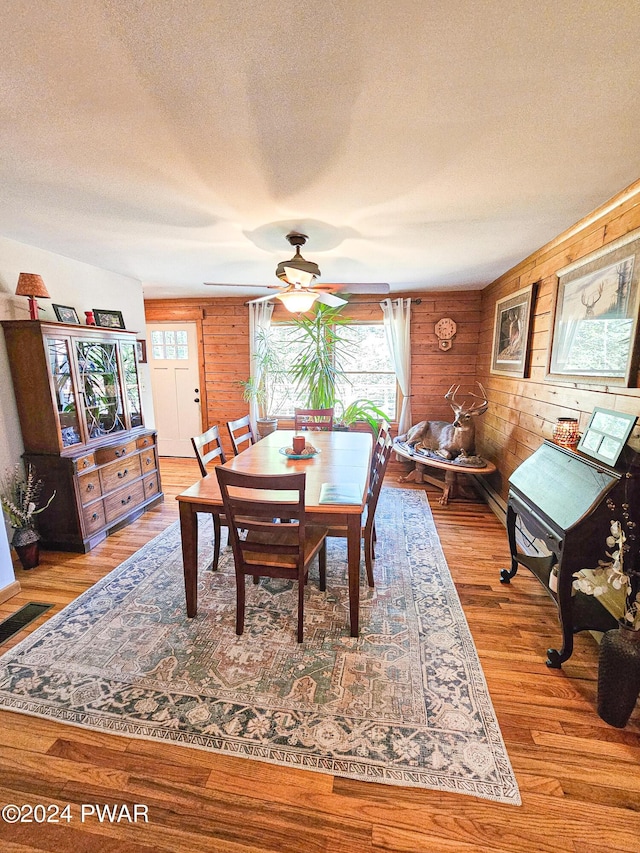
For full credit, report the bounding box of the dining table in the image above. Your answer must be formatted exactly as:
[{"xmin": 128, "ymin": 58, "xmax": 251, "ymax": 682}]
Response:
[{"xmin": 176, "ymin": 428, "xmax": 373, "ymax": 637}]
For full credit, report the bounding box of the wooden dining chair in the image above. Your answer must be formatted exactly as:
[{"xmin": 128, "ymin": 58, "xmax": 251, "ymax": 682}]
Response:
[
  {"xmin": 227, "ymin": 415, "xmax": 257, "ymax": 455},
  {"xmin": 294, "ymin": 407, "xmax": 334, "ymax": 431},
  {"xmin": 191, "ymin": 424, "xmax": 227, "ymax": 476},
  {"xmin": 327, "ymin": 432, "xmax": 393, "ymax": 587},
  {"xmin": 216, "ymin": 467, "xmax": 328, "ymax": 643},
  {"xmin": 371, "ymin": 420, "xmax": 391, "ymax": 477},
  {"xmin": 190, "ymin": 425, "xmax": 228, "ymax": 572}
]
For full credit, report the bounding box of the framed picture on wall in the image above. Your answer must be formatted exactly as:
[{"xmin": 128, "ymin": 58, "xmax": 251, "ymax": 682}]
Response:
[
  {"xmin": 136, "ymin": 339, "xmax": 147, "ymax": 363},
  {"xmin": 93, "ymin": 309, "xmax": 126, "ymax": 329},
  {"xmin": 490, "ymin": 283, "xmax": 536, "ymax": 377},
  {"xmin": 546, "ymin": 228, "xmax": 640, "ymax": 386}
]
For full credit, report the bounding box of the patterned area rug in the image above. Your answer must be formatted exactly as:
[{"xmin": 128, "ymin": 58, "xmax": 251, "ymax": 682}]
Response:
[{"xmin": 0, "ymin": 488, "xmax": 520, "ymax": 804}]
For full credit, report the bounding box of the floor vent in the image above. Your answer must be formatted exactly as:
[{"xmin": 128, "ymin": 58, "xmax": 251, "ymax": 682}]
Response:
[{"xmin": 0, "ymin": 603, "xmax": 53, "ymax": 644}]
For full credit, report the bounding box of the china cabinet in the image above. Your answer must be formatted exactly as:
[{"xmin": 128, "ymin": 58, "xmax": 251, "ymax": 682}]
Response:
[{"xmin": 1, "ymin": 320, "xmax": 163, "ymax": 552}]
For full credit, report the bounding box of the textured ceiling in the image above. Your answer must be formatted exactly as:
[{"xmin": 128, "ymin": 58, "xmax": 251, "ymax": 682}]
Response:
[{"xmin": 1, "ymin": 0, "xmax": 640, "ymax": 299}]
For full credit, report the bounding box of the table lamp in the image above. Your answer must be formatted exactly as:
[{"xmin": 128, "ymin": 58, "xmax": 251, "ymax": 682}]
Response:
[{"xmin": 15, "ymin": 273, "xmax": 50, "ymax": 319}]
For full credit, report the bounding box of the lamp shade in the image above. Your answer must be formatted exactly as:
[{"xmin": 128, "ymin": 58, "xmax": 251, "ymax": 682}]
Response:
[
  {"xmin": 15, "ymin": 273, "xmax": 50, "ymax": 299},
  {"xmin": 276, "ymin": 289, "xmax": 319, "ymax": 313}
]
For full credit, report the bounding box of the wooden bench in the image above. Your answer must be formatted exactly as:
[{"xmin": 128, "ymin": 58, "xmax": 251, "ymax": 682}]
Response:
[{"xmin": 394, "ymin": 442, "xmax": 496, "ymax": 505}]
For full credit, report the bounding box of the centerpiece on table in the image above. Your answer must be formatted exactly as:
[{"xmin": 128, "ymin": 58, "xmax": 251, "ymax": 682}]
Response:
[
  {"xmin": 0, "ymin": 464, "xmax": 55, "ymax": 569},
  {"xmin": 573, "ymin": 500, "xmax": 640, "ymax": 727}
]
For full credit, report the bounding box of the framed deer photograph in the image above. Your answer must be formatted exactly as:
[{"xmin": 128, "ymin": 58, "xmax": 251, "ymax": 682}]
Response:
[
  {"xmin": 490, "ymin": 283, "xmax": 536, "ymax": 377},
  {"xmin": 547, "ymin": 228, "xmax": 640, "ymax": 386}
]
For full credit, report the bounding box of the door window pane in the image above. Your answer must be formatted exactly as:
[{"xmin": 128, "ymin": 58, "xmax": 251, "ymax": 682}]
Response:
[
  {"xmin": 121, "ymin": 343, "xmax": 143, "ymax": 428},
  {"xmin": 76, "ymin": 341, "xmax": 126, "ymax": 438},
  {"xmin": 150, "ymin": 330, "xmax": 189, "ymax": 360},
  {"xmin": 47, "ymin": 338, "xmax": 82, "ymax": 447}
]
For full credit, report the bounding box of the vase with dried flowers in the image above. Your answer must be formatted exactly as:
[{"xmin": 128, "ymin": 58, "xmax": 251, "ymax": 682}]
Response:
[
  {"xmin": 0, "ymin": 464, "xmax": 55, "ymax": 569},
  {"xmin": 573, "ymin": 495, "xmax": 640, "ymax": 727}
]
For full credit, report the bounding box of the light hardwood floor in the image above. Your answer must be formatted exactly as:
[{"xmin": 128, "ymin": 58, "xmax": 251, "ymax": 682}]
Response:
[{"xmin": 0, "ymin": 457, "xmax": 638, "ymax": 853}]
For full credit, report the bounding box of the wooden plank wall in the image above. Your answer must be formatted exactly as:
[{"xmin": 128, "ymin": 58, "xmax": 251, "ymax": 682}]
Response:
[
  {"xmin": 476, "ymin": 179, "xmax": 640, "ymax": 505},
  {"xmin": 144, "ymin": 291, "xmax": 482, "ymax": 459}
]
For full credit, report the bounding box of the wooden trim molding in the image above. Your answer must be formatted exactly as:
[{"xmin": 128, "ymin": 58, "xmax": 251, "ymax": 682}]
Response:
[{"xmin": 0, "ymin": 580, "xmax": 22, "ymax": 604}]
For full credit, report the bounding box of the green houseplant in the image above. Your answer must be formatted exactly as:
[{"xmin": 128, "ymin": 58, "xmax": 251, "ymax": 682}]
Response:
[
  {"xmin": 240, "ymin": 328, "xmax": 288, "ymax": 437},
  {"xmin": 334, "ymin": 398, "xmax": 390, "ymax": 434},
  {"xmin": 0, "ymin": 464, "xmax": 55, "ymax": 569},
  {"xmin": 288, "ymin": 305, "xmax": 391, "ymax": 431}
]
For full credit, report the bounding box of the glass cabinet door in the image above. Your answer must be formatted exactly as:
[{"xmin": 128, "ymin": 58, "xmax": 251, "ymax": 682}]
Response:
[
  {"xmin": 47, "ymin": 337, "xmax": 83, "ymax": 447},
  {"xmin": 76, "ymin": 340, "xmax": 126, "ymax": 439},
  {"xmin": 121, "ymin": 342, "xmax": 143, "ymax": 428}
]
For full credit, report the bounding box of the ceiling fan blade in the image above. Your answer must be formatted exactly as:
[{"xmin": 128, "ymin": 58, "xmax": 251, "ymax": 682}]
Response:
[
  {"xmin": 315, "ymin": 291, "xmax": 347, "ymax": 308},
  {"xmin": 321, "ymin": 283, "xmax": 390, "ymax": 294},
  {"xmin": 203, "ymin": 282, "xmax": 280, "ymax": 289},
  {"xmin": 247, "ymin": 294, "xmax": 276, "ymax": 304}
]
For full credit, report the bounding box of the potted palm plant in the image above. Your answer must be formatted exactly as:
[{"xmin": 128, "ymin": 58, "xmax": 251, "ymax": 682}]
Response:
[
  {"xmin": 240, "ymin": 328, "xmax": 287, "ymax": 438},
  {"xmin": 288, "ymin": 305, "xmax": 391, "ymax": 431},
  {"xmin": 0, "ymin": 464, "xmax": 55, "ymax": 569}
]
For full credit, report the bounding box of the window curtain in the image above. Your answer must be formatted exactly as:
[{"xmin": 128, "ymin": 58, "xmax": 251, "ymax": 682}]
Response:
[
  {"xmin": 248, "ymin": 301, "xmax": 274, "ymax": 431},
  {"xmin": 380, "ymin": 297, "xmax": 412, "ymax": 435}
]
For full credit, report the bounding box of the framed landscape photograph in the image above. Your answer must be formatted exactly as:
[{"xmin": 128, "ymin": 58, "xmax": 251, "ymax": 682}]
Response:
[
  {"xmin": 52, "ymin": 304, "xmax": 80, "ymax": 325},
  {"xmin": 93, "ymin": 309, "xmax": 126, "ymax": 329},
  {"xmin": 490, "ymin": 283, "xmax": 536, "ymax": 377},
  {"xmin": 547, "ymin": 228, "xmax": 640, "ymax": 386}
]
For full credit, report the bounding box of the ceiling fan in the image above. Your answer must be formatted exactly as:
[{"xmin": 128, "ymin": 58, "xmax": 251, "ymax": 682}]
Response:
[{"xmin": 204, "ymin": 232, "xmax": 390, "ymax": 312}]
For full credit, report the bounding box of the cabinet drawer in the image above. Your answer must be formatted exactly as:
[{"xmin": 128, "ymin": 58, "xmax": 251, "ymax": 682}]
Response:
[
  {"xmin": 76, "ymin": 453, "xmax": 95, "ymax": 472},
  {"xmin": 78, "ymin": 471, "xmax": 102, "ymax": 505},
  {"xmin": 104, "ymin": 481, "xmax": 145, "ymax": 524},
  {"xmin": 139, "ymin": 448, "xmax": 157, "ymax": 472},
  {"xmin": 136, "ymin": 434, "xmax": 155, "ymax": 449},
  {"xmin": 95, "ymin": 440, "xmax": 137, "ymax": 466},
  {"xmin": 143, "ymin": 473, "xmax": 160, "ymax": 500},
  {"xmin": 100, "ymin": 455, "xmax": 142, "ymax": 493},
  {"xmin": 83, "ymin": 501, "xmax": 106, "ymax": 534}
]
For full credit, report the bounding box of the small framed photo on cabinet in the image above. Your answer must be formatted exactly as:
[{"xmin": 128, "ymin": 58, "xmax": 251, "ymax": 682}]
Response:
[
  {"xmin": 93, "ymin": 309, "xmax": 126, "ymax": 329},
  {"xmin": 52, "ymin": 304, "xmax": 80, "ymax": 324}
]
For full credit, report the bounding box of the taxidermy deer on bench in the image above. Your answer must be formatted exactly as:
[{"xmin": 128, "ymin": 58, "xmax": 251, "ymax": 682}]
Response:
[{"xmin": 397, "ymin": 382, "xmax": 489, "ymax": 460}]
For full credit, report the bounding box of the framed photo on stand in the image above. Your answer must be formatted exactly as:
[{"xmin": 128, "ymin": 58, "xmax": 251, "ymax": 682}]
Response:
[
  {"xmin": 52, "ymin": 304, "xmax": 80, "ymax": 325},
  {"xmin": 93, "ymin": 309, "xmax": 126, "ymax": 329}
]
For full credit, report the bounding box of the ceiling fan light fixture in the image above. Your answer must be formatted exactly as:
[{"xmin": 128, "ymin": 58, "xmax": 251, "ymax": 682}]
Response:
[{"xmin": 276, "ymin": 288, "xmax": 319, "ymax": 313}]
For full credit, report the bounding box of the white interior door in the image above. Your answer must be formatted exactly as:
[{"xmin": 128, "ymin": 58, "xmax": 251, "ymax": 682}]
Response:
[{"xmin": 147, "ymin": 322, "xmax": 202, "ymax": 457}]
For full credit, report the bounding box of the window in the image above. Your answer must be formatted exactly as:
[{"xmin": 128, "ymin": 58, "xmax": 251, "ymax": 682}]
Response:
[
  {"xmin": 150, "ymin": 329, "xmax": 189, "ymax": 360},
  {"xmin": 267, "ymin": 323, "xmax": 396, "ymax": 418}
]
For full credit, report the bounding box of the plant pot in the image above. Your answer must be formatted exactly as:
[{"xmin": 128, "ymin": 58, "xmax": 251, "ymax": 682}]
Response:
[
  {"xmin": 597, "ymin": 621, "xmax": 640, "ymax": 728},
  {"xmin": 11, "ymin": 528, "xmax": 41, "ymax": 570},
  {"xmin": 256, "ymin": 417, "xmax": 278, "ymax": 439}
]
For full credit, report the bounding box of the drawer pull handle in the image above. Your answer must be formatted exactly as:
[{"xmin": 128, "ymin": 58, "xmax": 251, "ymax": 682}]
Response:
[
  {"xmin": 91, "ymin": 512, "xmax": 98, "ymax": 521},
  {"xmin": 115, "ymin": 449, "xmax": 126, "ymax": 458},
  {"xmin": 83, "ymin": 459, "xmax": 90, "ymax": 467},
  {"xmin": 117, "ymin": 469, "xmax": 129, "ymax": 479},
  {"xmin": 145, "ymin": 457, "xmax": 151, "ymax": 465},
  {"xmin": 147, "ymin": 481, "xmax": 155, "ymax": 490},
  {"xmin": 121, "ymin": 495, "xmax": 132, "ymax": 505},
  {"xmin": 87, "ymin": 483, "xmax": 94, "ymax": 491}
]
